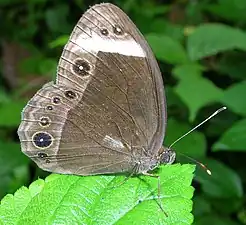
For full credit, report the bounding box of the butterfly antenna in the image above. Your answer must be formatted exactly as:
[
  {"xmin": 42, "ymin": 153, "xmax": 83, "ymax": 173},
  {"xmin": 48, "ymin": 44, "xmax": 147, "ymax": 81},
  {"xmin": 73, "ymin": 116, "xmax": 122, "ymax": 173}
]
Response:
[
  {"xmin": 169, "ymin": 106, "xmax": 227, "ymax": 149},
  {"xmin": 178, "ymin": 152, "xmax": 212, "ymax": 175},
  {"xmin": 168, "ymin": 106, "xmax": 227, "ymax": 174}
]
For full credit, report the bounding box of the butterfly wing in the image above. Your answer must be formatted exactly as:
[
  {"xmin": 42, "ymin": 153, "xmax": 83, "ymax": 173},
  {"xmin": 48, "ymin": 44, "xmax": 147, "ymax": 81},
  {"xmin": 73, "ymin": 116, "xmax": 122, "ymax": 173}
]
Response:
[{"xmin": 18, "ymin": 3, "xmax": 166, "ymax": 175}]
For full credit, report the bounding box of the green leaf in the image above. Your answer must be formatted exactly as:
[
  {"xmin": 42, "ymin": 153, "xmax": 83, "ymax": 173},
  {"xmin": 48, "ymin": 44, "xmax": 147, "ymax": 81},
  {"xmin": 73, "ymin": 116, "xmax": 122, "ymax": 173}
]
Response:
[
  {"xmin": 0, "ymin": 164, "xmax": 195, "ymax": 225},
  {"xmin": 0, "ymin": 101, "xmax": 26, "ymax": 126},
  {"xmin": 19, "ymin": 56, "xmax": 56, "ymax": 76},
  {"xmin": 216, "ymin": 51, "xmax": 246, "ymax": 79},
  {"xmin": 148, "ymin": 20, "xmax": 184, "ymax": 41},
  {"xmin": 205, "ymin": 0, "xmax": 246, "ymax": 22},
  {"xmin": 0, "ymin": 141, "xmax": 29, "ymax": 198},
  {"xmin": 212, "ymin": 119, "xmax": 246, "ymax": 151},
  {"xmin": 45, "ymin": 5, "xmax": 70, "ymax": 33},
  {"xmin": 195, "ymin": 159, "xmax": 243, "ymax": 198},
  {"xmin": 173, "ymin": 64, "xmax": 224, "ymax": 121},
  {"xmin": 220, "ymin": 81, "xmax": 246, "ymax": 116},
  {"xmin": 187, "ymin": 24, "xmax": 246, "ymax": 61},
  {"xmin": 165, "ymin": 118, "xmax": 206, "ymax": 158},
  {"xmin": 0, "ymin": 89, "xmax": 11, "ymax": 104},
  {"xmin": 49, "ymin": 35, "xmax": 69, "ymax": 48},
  {"xmin": 238, "ymin": 208, "xmax": 246, "ymax": 224},
  {"xmin": 193, "ymin": 195, "xmax": 211, "ymax": 217},
  {"xmin": 209, "ymin": 197, "xmax": 242, "ymax": 214},
  {"xmin": 146, "ymin": 34, "xmax": 189, "ymax": 64},
  {"xmin": 194, "ymin": 215, "xmax": 241, "ymax": 225}
]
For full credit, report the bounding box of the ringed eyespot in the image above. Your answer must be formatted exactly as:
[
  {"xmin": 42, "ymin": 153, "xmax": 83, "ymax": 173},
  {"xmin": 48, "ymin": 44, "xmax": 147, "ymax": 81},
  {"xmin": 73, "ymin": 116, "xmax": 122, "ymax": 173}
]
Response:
[
  {"xmin": 101, "ymin": 28, "xmax": 109, "ymax": 36},
  {"xmin": 113, "ymin": 25, "xmax": 124, "ymax": 35},
  {"xmin": 53, "ymin": 96, "xmax": 61, "ymax": 104},
  {"xmin": 46, "ymin": 105, "xmax": 53, "ymax": 111},
  {"xmin": 65, "ymin": 90, "xmax": 76, "ymax": 99},
  {"xmin": 38, "ymin": 152, "xmax": 48, "ymax": 158},
  {"xmin": 32, "ymin": 132, "xmax": 53, "ymax": 149},
  {"xmin": 39, "ymin": 117, "xmax": 50, "ymax": 127},
  {"xmin": 73, "ymin": 59, "xmax": 90, "ymax": 76}
]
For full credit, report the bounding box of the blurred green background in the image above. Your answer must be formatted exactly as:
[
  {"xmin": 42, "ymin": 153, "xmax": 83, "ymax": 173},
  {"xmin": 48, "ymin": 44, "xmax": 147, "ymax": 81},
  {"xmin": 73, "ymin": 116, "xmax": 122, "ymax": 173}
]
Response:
[{"xmin": 0, "ymin": 0, "xmax": 246, "ymax": 224}]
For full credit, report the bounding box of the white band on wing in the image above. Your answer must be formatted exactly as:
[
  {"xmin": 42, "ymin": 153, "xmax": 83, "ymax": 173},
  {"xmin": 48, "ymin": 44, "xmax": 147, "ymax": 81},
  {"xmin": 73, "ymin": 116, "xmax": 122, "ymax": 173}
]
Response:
[{"xmin": 76, "ymin": 35, "xmax": 146, "ymax": 57}]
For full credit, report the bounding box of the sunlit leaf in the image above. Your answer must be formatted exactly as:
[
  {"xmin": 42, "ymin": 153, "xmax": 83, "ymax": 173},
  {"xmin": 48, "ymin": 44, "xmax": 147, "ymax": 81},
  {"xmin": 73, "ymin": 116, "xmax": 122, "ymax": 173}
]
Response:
[{"xmin": 0, "ymin": 164, "xmax": 195, "ymax": 225}]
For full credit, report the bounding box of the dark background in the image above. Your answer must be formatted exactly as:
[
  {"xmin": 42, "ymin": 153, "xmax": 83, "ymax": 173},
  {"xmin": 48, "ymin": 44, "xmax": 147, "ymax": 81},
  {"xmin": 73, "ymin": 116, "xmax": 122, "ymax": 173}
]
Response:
[{"xmin": 0, "ymin": 0, "xmax": 246, "ymax": 224}]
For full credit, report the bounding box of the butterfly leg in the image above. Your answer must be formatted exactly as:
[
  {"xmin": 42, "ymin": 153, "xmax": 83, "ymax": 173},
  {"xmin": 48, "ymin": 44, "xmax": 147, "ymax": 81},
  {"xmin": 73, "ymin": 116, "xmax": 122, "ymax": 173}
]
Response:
[
  {"xmin": 142, "ymin": 172, "xmax": 168, "ymax": 217},
  {"xmin": 108, "ymin": 162, "xmax": 140, "ymax": 189}
]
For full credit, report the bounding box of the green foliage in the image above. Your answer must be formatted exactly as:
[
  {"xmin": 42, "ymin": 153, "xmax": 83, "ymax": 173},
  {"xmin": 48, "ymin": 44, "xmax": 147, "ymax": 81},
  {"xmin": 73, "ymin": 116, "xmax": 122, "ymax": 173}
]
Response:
[
  {"xmin": 1, "ymin": 0, "xmax": 246, "ymax": 224},
  {"xmin": 187, "ymin": 24, "xmax": 246, "ymax": 60},
  {"xmin": 213, "ymin": 119, "xmax": 246, "ymax": 151},
  {"xmin": 172, "ymin": 64, "xmax": 224, "ymax": 121},
  {"xmin": 165, "ymin": 118, "xmax": 206, "ymax": 158},
  {"xmin": 221, "ymin": 81, "xmax": 246, "ymax": 116},
  {"xmin": 0, "ymin": 165, "xmax": 194, "ymax": 225},
  {"xmin": 195, "ymin": 159, "xmax": 243, "ymax": 198},
  {"xmin": 146, "ymin": 34, "xmax": 189, "ymax": 64}
]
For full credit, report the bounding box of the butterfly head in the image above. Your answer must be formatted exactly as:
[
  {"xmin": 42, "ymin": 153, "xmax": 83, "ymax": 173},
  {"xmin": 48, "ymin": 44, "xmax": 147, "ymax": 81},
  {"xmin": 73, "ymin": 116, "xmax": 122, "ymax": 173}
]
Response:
[{"xmin": 158, "ymin": 147, "xmax": 176, "ymax": 165}]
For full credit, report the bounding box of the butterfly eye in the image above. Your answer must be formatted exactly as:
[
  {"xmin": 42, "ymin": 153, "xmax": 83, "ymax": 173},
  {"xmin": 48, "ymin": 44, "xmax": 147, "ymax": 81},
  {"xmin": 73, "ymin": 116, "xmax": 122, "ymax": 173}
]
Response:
[
  {"xmin": 101, "ymin": 28, "xmax": 109, "ymax": 36},
  {"xmin": 160, "ymin": 150, "xmax": 176, "ymax": 165},
  {"xmin": 39, "ymin": 117, "xmax": 50, "ymax": 127},
  {"xmin": 32, "ymin": 132, "xmax": 53, "ymax": 149},
  {"xmin": 113, "ymin": 25, "xmax": 123, "ymax": 35}
]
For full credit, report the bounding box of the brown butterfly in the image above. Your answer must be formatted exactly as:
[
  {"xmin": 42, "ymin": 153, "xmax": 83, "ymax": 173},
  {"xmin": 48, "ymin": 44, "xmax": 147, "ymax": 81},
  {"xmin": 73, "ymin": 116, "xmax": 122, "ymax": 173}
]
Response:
[{"xmin": 18, "ymin": 3, "xmax": 186, "ymax": 176}]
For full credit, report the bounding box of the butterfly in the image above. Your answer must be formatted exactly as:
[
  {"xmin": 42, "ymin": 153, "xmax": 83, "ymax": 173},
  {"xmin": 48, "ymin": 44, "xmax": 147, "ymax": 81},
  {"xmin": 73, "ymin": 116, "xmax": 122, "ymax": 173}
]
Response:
[{"xmin": 17, "ymin": 3, "xmax": 176, "ymax": 176}]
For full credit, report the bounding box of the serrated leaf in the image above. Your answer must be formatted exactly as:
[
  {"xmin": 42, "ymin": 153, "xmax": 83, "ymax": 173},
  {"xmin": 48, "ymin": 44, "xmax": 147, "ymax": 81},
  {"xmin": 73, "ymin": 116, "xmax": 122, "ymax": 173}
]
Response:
[
  {"xmin": 220, "ymin": 81, "xmax": 246, "ymax": 116},
  {"xmin": 195, "ymin": 159, "xmax": 243, "ymax": 198},
  {"xmin": 0, "ymin": 101, "xmax": 26, "ymax": 126},
  {"xmin": 212, "ymin": 119, "xmax": 246, "ymax": 151},
  {"xmin": 173, "ymin": 64, "xmax": 224, "ymax": 121},
  {"xmin": 0, "ymin": 164, "xmax": 195, "ymax": 225},
  {"xmin": 187, "ymin": 24, "xmax": 246, "ymax": 60},
  {"xmin": 165, "ymin": 118, "xmax": 206, "ymax": 158},
  {"xmin": 146, "ymin": 34, "xmax": 189, "ymax": 64}
]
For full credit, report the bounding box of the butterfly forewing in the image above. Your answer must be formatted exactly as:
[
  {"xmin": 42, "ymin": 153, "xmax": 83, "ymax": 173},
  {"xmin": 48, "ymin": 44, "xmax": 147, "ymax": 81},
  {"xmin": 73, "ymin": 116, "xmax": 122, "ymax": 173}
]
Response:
[{"xmin": 18, "ymin": 3, "xmax": 166, "ymax": 175}]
